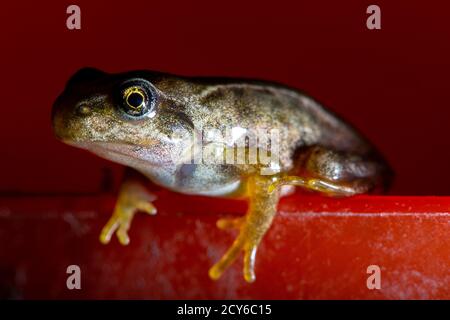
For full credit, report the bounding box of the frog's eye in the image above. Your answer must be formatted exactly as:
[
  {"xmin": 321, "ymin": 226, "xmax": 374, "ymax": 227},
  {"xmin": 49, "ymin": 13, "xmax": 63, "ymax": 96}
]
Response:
[
  {"xmin": 116, "ymin": 79, "xmax": 156, "ymax": 118},
  {"xmin": 124, "ymin": 87, "xmax": 146, "ymax": 111}
]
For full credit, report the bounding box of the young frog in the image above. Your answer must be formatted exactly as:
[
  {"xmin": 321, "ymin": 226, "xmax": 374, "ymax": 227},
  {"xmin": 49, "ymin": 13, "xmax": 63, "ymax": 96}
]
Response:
[{"xmin": 52, "ymin": 68, "xmax": 392, "ymax": 283}]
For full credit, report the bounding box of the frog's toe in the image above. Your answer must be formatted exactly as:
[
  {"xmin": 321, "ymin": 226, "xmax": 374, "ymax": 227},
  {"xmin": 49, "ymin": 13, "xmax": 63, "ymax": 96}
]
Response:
[
  {"xmin": 116, "ymin": 214, "xmax": 132, "ymax": 245},
  {"xmin": 136, "ymin": 201, "xmax": 157, "ymax": 215},
  {"xmin": 216, "ymin": 216, "xmax": 244, "ymax": 230},
  {"xmin": 209, "ymin": 227, "xmax": 259, "ymax": 283},
  {"xmin": 243, "ymin": 244, "xmax": 257, "ymax": 282},
  {"xmin": 99, "ymin": 207, "xmax": 134, "ymax": 246},
  {"xmin": 99, "ymin": 214, "xmax": 120, "ymax": 245},
  {"xmin": 209, "ymin": 234, "xmax": 245, "ymax": 281}
]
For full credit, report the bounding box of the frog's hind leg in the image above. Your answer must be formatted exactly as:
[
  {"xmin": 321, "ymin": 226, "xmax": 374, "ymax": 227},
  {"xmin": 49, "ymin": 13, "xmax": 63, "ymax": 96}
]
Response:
[
  {"xmin": 209, "ymin": 146, "xmax": 389, "ymax": 283},
  {"xmin": 270, "ymin": 145, "xmax": 389, "ymax": 196},
  {"xmin": 209, "ymin": 175, "xmax": 280, "ymax": 283}
]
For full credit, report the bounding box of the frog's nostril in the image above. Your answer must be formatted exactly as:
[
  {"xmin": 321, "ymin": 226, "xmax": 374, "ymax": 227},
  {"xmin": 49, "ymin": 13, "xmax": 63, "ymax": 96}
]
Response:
[{"xmin": 76, "ymin": 104, "xmax": 92, "ymax": 116}]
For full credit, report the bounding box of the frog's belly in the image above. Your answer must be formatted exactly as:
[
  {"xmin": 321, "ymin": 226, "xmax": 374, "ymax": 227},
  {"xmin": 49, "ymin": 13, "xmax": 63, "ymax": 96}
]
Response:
[{"xmin": 139, "ymin": 163, "xmax": 243, "ymax": 197}]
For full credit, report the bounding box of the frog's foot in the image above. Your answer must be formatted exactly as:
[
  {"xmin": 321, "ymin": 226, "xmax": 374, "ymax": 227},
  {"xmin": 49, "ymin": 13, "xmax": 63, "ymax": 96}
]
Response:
[
  {"xmin": 209, "ymin": 220, "xmax": 260, "ymax": 283},
  {"xmin": 209, "ymin": 175, "xmax": 280, "ymax": 283},
  {"xmin": 99, "ymin": 180, "xmax": 156, "ymax": 246}
]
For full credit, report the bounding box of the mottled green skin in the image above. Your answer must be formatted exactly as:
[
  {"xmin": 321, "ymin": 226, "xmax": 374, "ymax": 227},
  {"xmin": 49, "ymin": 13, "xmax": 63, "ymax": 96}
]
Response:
[{"xmin": 52, "ymin": 68, "xmax": 389, "ymax": 197}]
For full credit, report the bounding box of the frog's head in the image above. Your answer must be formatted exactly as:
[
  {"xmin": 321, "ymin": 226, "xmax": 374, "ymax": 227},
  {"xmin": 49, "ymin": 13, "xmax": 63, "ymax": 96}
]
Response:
[{"xmin": 52, "ymin": 68, "xmax": 196, "ymax": 169}]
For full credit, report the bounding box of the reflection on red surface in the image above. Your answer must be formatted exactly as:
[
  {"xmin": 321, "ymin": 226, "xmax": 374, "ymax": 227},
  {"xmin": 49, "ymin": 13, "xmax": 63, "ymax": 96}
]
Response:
[{"xmin": 0, "ymin": 191, "xmax": 448, "ymax": 299}]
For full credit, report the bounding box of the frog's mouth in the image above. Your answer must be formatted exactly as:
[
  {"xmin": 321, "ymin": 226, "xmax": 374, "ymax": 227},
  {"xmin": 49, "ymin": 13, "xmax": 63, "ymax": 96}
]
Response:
[{"xmin": 65, "ymin": 141, "xmax": 174, "ymax": 168}]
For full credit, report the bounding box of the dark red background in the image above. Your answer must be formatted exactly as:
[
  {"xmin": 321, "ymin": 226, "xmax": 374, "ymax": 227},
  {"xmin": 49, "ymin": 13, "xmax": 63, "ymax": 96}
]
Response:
[{"xmin": 1, "ymin": 0, "xmax": 450, "ymax": 195}]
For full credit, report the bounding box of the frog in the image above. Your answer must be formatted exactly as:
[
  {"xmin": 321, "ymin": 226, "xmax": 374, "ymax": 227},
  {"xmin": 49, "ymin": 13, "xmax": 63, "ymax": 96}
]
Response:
[{"xmin": 52, "ymin": 68, "xmax": 392, "ymax": 283}]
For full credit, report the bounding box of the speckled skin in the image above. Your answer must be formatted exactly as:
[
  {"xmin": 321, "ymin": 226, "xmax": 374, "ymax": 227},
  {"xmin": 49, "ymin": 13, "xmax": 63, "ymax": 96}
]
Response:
[{"xmin": 52, "ymin": 68, "xmax": 391, "ymax": 282}]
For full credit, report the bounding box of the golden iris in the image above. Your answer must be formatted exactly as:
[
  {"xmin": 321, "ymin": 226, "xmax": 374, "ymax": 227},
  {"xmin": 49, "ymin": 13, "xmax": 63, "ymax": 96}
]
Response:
[{"xmin": 123, "ymin": 86, "xmax": 146, "ymax": 111}]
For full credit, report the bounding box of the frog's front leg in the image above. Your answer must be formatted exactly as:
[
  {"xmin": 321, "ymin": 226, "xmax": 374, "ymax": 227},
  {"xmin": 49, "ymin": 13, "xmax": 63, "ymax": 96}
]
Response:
[
  {"xmin": 209, "ymin": 175, "xmax": 280, "ymax": 283},
  {"xmin": 99, "ymin": 178, "xmax": 157, "ymax": 245}
]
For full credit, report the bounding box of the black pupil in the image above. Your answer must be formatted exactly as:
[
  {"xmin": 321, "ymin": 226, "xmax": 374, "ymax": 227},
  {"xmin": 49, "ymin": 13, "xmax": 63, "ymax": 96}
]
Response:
[{"xmin": 128, "ymin": 92, "xmax": 144, "ymax": 108}]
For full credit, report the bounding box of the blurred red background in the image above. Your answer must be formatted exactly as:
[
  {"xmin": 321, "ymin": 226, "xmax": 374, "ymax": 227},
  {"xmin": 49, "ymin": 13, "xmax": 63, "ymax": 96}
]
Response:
[
  {"xmin": 0, "ymin": 0, "xmax": 449, "ymax": 195},
  {"xmin": 0, "ymin": 0, "xmax": 449, "ymax": 300}
]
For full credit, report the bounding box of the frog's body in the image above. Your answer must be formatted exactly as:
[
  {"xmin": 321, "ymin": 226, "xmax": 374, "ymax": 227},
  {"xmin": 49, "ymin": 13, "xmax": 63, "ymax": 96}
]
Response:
[{"xmin": 52, "ymin": 68, "xmax": 391, "ymax": 282}]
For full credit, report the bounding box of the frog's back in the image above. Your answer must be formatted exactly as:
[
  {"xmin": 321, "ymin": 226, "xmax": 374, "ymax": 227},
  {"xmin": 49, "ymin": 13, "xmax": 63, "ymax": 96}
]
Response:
[{"xmin": 181, "ymin": 76, "xmax": 378, "ymax": 161}]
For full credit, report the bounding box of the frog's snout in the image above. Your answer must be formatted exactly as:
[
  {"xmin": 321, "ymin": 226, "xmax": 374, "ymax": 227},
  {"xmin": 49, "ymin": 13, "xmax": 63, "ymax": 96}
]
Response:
[
  {"xmin": 51, "ymin": 93, "xmax": 91, "ymax": 142},
  {"xmin": 51, "ymin": 95, "xmax": 72, "ymax": 141},
  {"xmin": 52, "ymin": 68, "xmax": 108, "ymax": 141}
]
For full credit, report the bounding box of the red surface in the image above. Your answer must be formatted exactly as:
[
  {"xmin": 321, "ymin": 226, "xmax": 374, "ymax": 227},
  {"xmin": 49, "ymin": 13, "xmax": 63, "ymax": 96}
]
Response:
[{"xmin": 0, "ymin": 192, "xmax": 449, "ymax": 299}]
